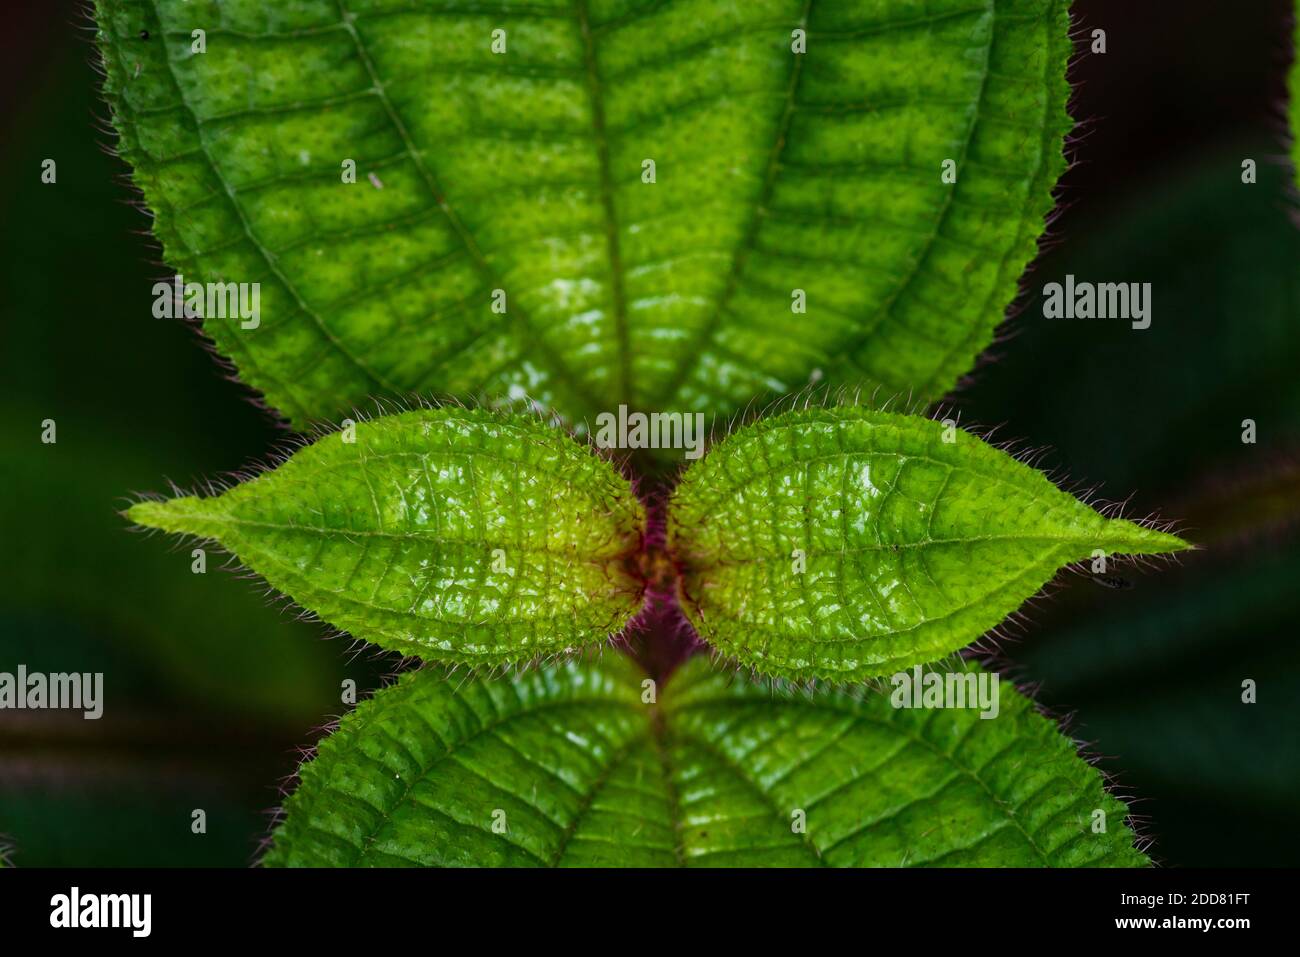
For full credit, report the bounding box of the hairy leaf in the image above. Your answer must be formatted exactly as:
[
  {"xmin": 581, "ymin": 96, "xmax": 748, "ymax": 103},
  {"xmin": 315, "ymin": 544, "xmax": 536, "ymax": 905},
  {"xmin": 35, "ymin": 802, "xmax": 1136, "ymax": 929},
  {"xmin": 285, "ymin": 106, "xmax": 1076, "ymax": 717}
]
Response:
[
  {"xmin": 668, "ymin": 408, "xmax": 1188, "ymax": 681},
  {"xmin": 96, "ymin": 0, "xmax": 1072, "ymax": 428},
  {"xmin": 128, "ymin": 408, "xmax": 646, "ymax": 665},
  {"xmin": 263, "ymin": 655, "xmax": 1146, "ymax": 867},
  {"xmin": 1293, "ymin": 12, "xmax": 1300, "ymax": 180}
]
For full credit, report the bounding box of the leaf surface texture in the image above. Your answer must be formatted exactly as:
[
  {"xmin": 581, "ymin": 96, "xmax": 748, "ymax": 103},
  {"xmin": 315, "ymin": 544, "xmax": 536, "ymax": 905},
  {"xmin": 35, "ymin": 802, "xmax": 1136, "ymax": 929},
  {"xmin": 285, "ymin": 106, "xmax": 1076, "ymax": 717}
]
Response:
[
  {"xmin": 130, "ymin": 408, "xmax": 646, "ymax": 665},
  {"xmin": 669, "ymin": 408, "xmax": 1188, "ymax": 680},
  {"xmin": 97, "ymin": 0, "xmax": 1073, "ymax": 426},
  {"xmin": 264, "ymin": 655, "xmax": 1147, "ymax": 866}
]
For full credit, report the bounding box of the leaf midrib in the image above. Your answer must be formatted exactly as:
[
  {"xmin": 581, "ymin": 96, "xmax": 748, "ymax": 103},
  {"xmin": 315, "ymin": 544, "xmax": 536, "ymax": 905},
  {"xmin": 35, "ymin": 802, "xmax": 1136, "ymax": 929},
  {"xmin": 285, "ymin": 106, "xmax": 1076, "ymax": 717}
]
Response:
[
  {"xmin": 670, "ymin": 694, "xmax": 1056, "ymax": 866},
  {"xmin": 159, "ymin": 508, "xmax": 633, "ymax": 564},
  {"xmin": 279, "ymin": 660, "xmax": 1105, "ymax": 867},
  {"xmin": 310, "ymin": 676, "xmax": 841, "ymax": 867},
  {"xmin": 333, "ymin": 0, "xmax": 612, "ymax": 419},
  {"xmin": 576, "ymin": 0, "xmax": 632, "ymax": 406},
  {"xmin": 225, "ymin": 535, "xmax": 639, "ymax": 634},
  {"xmin": 681, "ymin": 532, "xmax": 1111, "ymax": 565},
  {"xmin": 644, "ymin": 0, "xmax": 816, "ymax": 410}
]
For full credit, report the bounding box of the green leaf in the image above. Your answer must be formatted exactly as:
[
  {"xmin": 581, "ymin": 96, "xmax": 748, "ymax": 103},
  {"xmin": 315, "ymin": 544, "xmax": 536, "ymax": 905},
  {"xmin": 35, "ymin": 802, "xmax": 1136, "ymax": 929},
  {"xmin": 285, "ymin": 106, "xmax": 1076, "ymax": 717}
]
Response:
[
  {"xmin": 263, "ymin": 655, "xmax": 1146, "ymax": 867},
  {"xmin": 128, "ymin": 407, "xmax": 646, "ymax": 665},
  {"xmin": 95, "ymin": 0, "xmax": 1072, "ymax": 428},
  {"xmin": 668, "ymin": 407, "xmax": 1188, "ymax": 681},
  {"xmin": 1292, "ymin": 13, "xmax": 1300, "ymax": 180}
]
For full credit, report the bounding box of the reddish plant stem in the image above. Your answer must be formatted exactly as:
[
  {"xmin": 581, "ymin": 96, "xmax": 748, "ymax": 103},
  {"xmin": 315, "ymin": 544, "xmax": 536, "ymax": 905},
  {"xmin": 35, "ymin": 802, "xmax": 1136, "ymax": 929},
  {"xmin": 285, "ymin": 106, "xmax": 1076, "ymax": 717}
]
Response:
[{"xmin": 618, "ymin": 481, "xmax": 701, "ymax": 682}]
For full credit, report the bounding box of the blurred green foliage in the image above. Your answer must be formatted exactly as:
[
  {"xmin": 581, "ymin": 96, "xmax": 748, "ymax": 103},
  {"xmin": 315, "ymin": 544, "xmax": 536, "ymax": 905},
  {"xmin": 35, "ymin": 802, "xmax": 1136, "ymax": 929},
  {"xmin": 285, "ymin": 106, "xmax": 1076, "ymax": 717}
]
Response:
[
  {"xmin": 0, "ymin": 33, "xmax": 389, "ymax": 866},
  {"xmin": 961, "ymin": 153, "xmax": 1300, "ymax": 866}
]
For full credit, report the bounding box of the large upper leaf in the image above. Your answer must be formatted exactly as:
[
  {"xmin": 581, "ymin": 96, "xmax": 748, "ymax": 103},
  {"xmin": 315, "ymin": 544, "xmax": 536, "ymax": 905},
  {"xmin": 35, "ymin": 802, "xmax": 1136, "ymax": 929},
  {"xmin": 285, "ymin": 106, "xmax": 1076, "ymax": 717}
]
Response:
[
  {"xmin": 96, "ymin": 0, "xmax": 1072, "ymax": 428},
  {"xmin": 128, "ymin": 407, "xmax": 646, "ymax": 665},
  {"xmin": 668, "ymin": 407, "xmax": 1188, "ymax": 681},
  {"xmin": 263, "ymin": 655, "xmax": 1146, "ymax": 867},
  {"xmin": 1292, "ymin": 10, "xmax": 1300, "ymax": 180}
]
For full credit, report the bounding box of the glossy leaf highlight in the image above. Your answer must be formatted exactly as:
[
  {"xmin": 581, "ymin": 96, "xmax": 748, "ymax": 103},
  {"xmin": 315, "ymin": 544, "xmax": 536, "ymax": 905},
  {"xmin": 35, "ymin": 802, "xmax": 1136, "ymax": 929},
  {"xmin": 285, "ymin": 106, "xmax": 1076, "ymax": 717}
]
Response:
[
  {"xmin": 129, "ymin": 408, "xmax": 646, "ymax": 665},
  {"xmin": 669, "ymin": 407, "xmax": 1189, "ymax": 681},
  {"xmin": 96, "ymin": 0, "xmax": 1073, "ymax": 427}
]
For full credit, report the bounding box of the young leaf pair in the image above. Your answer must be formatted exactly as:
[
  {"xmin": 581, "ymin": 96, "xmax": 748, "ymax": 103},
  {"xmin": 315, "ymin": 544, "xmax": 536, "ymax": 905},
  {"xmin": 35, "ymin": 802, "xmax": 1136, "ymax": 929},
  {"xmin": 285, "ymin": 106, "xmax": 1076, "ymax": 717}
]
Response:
[{"xmin": 130, "ymin": 404, "xmax": 1187, "ymax": 683}]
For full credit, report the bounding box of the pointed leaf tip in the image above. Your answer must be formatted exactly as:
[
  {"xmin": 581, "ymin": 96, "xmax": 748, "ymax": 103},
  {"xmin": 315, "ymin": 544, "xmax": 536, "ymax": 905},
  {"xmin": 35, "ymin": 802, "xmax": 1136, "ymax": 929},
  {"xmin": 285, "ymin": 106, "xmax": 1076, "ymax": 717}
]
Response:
[
  {"xmin": 127, "ymin": 497, "xmax": 218, "ymax": 537},
  {"xmin": 1098, "ymin": 518, "xmax": 1190, "ymax": 556}
]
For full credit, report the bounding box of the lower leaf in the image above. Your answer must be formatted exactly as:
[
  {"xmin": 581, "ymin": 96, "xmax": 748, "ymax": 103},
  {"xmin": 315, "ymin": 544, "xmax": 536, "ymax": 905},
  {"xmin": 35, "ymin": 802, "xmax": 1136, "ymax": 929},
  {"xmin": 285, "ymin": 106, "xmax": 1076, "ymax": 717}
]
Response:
[{"xmin": 263, "ymin": 656, "xmax": 1146, "ymax": 867}]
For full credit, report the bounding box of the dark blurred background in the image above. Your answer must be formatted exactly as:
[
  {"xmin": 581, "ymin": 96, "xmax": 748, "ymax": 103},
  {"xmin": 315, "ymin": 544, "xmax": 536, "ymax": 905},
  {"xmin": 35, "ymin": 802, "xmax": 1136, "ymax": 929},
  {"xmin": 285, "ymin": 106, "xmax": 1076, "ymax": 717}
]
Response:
[{"xmin": 1, "ymin": 1, "xmax": 1297, "ymax": 866}]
